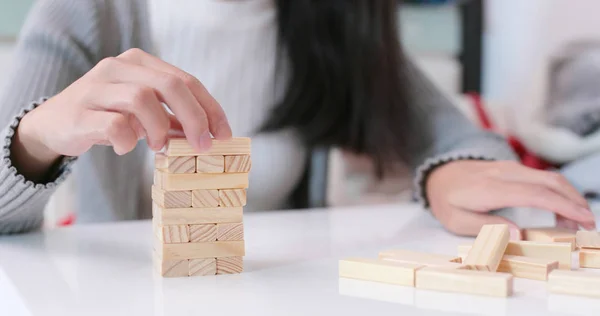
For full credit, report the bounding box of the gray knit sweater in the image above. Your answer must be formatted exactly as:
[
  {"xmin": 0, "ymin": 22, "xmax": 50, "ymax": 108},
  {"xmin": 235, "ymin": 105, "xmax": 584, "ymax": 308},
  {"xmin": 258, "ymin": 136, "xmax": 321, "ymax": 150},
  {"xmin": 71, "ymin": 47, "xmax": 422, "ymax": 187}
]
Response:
[{"xmin": 0, "ymin": 0, "xmax": 515, "ymax": 234}]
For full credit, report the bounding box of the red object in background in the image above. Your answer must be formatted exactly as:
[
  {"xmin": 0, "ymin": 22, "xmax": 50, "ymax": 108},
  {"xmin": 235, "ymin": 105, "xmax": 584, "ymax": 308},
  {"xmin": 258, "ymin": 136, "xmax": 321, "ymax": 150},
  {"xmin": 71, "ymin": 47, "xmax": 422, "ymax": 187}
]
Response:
[
  {"xmin": 467, "ymin": 93, "xmax": 555, "ymax": 170},
  {"xmin": 57, "ymin": 213, "xmax": 76, "ymax": 226}
]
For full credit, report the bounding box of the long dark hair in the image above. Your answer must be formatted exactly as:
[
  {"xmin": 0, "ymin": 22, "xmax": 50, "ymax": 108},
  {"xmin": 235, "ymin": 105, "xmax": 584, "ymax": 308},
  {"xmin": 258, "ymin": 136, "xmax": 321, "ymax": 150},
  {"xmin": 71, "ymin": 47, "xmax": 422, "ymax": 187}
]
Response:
[{"xmin": 262, "ymin": 0, "xmax": 411, "ymax": 177}]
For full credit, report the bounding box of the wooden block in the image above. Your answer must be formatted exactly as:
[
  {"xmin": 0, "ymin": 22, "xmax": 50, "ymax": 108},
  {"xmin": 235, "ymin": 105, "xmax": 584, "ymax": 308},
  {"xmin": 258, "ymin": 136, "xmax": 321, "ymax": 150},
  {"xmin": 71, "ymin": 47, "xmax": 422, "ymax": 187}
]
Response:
[
  {"xmin": 152, "ymin": 185, "xmax": 192, "ymax": 208},
  {"xmin": 224, "ymin": 155, "xmax": 251, "ymax": 173},
  {"xmin": 196, "ymin": 155, "xmax": 225, "ymax": 173},
  {"xmin": 576, "ymin": 231, "xmax": 600, "ymax": 249},
  {"xmin": 155, "ymin": 154, "xmax": 195, "ymax": 174},
  {"xmin": 464, "ymin": 224, "xmax": 510, "ymax": 271},
  {"xmin": 548, "ymin": 270, "xmax": 600, "ymax": 298},
  {"xmin": 579, "ymin": 248, "xmax": 600, "ymax": 268},
  {"xmin": 192, "ymin": 189, "xmax": 220, "ymax": 207},
  {"xmin": 189, "ymin": 224, "xmax": 217, "ymax": 242},
  {"xmin": 166, "ymin": 137, "xmax": 251, "ymax": 156},
  {"xmin": 156, "ymin": 240, "xmax": 245, "ymax": 260},
  {"xmin": 153, "ymin": 204, "xmax": 243, "ymax": 225},
  {"xmin": 415, "ymin": 267, "xmax": 513, "ymax": 297},
  {"xmin": 216, "ymin": 223, "xmax": 244, "ymax": 241},
  {"xmin": 460, "ymin": 242, "xmax": 572, "ymax": 270},
  {"xmin": 217, "ymin": 256, "xmax": 244, "ymax": 275},
  {"xmin": 154, "ymin": 171, "xmax": 249, "ymax": 191},
  {"xmin": 189, "ymin": 258, "xmax": 217, "ymax": 276},
  {"xmin": 378, "ymin": 249, "xmax": 463, "ymax": 268},
  {"xmin": 506, "ymin": 241, "xmax": 572, "ymax": 270},
  {"xmin": 219, "ymin": 189, "xmax": 247, "ymax": 207},
  {"xmin": 160, "ymin": 225, "xmax": 189, "ymax": 243},
  {"xmin": 156, "ymin": 257, "xmax": 189, "ymax": 278},
  {"xmin": 497, "ymin": 255, "xmax": 559, "ymax": 281},
  {"xmin": 457, "ymin": 245, "xmax": 471, "ymax": 260},
  {"xmin": 523, "ymin": 227, "xmax": 576, "ymax": 250},
  {"xmin": 339, "ymin": 258, "xmax": 423, "ymax": 286}
]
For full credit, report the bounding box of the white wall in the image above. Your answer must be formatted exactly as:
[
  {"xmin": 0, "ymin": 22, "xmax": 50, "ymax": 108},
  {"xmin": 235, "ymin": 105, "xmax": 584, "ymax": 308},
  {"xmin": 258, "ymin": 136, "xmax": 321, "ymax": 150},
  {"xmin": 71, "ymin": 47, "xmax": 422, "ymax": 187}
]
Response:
[
  {"xmin": 484, "ymin": 0, "xmax": 600, "ymax": 128},
  {"xmin": 0, "ymin": 43, "xmax": 14, "ymax": 89}
]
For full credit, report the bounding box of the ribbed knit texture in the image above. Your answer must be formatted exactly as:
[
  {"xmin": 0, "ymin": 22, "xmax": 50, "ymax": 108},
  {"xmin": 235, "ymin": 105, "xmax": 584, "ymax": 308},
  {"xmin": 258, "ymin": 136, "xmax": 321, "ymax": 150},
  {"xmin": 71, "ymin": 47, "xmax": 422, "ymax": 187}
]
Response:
[{"xmin": 0, "ymin": 0, "xmax": 515, "ymax": 234}]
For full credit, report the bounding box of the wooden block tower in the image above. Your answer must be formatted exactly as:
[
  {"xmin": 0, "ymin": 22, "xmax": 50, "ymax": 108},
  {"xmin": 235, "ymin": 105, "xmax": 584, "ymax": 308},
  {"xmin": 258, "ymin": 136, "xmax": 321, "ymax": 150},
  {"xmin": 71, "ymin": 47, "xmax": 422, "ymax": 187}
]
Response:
[{"xmin": 152, "ymin": 137, "xmax": 251, "ymax": 277}]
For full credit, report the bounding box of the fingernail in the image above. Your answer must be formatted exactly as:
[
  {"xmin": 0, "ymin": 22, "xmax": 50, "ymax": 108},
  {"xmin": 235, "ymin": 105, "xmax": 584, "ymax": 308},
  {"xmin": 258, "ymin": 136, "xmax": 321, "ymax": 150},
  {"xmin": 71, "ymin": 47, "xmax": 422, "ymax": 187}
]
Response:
[
  {"xmin": 198, "ymin": 131, "xmax": 212, "ymax": 151},
  {"xmin": 509, "ymin": 228, "xmax": 521, "ymax": 241}
]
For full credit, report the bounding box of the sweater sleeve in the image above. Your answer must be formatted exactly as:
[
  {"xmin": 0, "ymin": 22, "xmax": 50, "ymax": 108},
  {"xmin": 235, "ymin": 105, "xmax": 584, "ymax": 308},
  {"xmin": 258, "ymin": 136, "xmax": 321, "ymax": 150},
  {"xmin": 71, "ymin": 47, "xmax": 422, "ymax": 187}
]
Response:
[
  {"xmin": 404, "ymin": 59, "xmax": 518, "ymax": 208},
  {"xmin": 0, "ymin": 0, "xmax": 103, "ymax": 234}
]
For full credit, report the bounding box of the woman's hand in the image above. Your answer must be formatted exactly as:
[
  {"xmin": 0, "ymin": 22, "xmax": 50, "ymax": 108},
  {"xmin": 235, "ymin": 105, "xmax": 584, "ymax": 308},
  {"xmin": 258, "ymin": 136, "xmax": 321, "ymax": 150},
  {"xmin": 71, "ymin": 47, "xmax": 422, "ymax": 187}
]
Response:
[
  {"xmin": 426, "ymin": 160, "xmax": 596, "ymax": 239},
  {"xmin": 12, "ymin": 49, "xmax": 231, "ymax": 180}
]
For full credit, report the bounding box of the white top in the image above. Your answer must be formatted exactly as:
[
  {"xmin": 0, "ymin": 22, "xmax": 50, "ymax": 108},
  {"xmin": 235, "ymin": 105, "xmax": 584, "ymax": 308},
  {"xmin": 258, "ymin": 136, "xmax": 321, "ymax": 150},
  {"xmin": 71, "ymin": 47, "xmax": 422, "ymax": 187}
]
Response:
[
  {"xmin": 1, "ymin": 203, "xmax": 597, "ymax": 316},
  {"xmin": 147, "ymin": 0, "xmax": 306, "ymax": 211}
]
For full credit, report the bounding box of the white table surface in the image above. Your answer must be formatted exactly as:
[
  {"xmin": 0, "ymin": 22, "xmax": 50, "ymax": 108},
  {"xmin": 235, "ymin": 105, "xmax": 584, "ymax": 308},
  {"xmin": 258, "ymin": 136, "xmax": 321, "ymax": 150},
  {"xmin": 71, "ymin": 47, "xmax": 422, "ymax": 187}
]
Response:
[{"xmin": 1, "ymin": 203, "xmax": 600, "ymax": 316}]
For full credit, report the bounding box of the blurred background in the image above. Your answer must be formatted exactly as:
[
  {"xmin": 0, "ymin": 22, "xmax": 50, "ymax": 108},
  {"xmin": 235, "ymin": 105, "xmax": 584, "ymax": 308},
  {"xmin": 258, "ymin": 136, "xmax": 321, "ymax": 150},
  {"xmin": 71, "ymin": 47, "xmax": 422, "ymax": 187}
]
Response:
[{"xmin": 2, "ymin": 0, "xmax": 600, "ymax": 225}]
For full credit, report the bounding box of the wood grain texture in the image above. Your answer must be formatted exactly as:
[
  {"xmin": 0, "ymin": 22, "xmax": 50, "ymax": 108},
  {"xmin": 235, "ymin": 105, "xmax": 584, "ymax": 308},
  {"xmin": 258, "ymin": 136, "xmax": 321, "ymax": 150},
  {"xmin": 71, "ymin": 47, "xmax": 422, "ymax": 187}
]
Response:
[
  {"xmin": 189, "ymin": 258, "xmax": 217, "ymax": 276},
  {"xmin": 224, "ymin": 155, "xmax": 251, "ymax": 173},
  {"xmin": 548, "ymin": 270, "xmax": 600, "ymax": 298},
  {"xmin": 505, "ymin": 241, "xmax": 572, "ymax": 270},
  {"xmin": 464, "ymin": 224, "xmax": 510, "ymax": 271},
  {"xmin": 152, "ymin": 185, "xmax": 192, "ymax": 208},
  {"xmin": 217, "ymin": 256, "xmax": 244, "ymax": 275},
  {"xmin": 189, "ymin": 224, "xmax": 217, "ymax": 242},
  {"xmin": 378, "ymin": 249, "xmax": 463, "ymax": 268},
  {"xmin": 579, "ymin": 248, "xmax": 600, "ymax": 268},
  {"xmin": 219, "ymin": 189, "xmax": 247, "ymax": 207},
  {"xmin": 339, "ymin": 258, "xmax": 423, "ymax": 286},
  {"xmin": 157, "ymin": 258, "xmax": 189, "ymax": 278},
  {"xmin": 160, "ymin": 225, "xmax": 190, "ymax": 243},
  {"xmin": 157, "ymin": 240, "xmax": 245, "ymax": 260},
  {"xmin": 497, "ymin": 255, "xmax": 559, "ymax": 281},
  {"xmin": 216, "ymin": 223, "xmax": 244, "ymax": 241},
  {"xmin": 154, "ymin": 170, "xmax": 249, "ymax": 190},
  {"xmin": 192, "ymin": 190, "xmax": 220, "ymax": 207},
  {"xmin": 196, "ymin": 155, "xmax": 225, "ymax": 173},
  {"xmin": 166, "ymin": 137, "xmax": 251, "ymax": 156},
  {"xmin": 155, "ymin": 153, "xmax": 168, "ymax": 169},
  {"xmin": 576, "ymin": 231, "xmax": 600, "ymax": 249},
  {"xmin": 523, "ymin": 227, "xmax": 576, "ymax": 250},
  {"xmin": 153, "ymin": 204, "xmax": 244, "ymax": 225},
  {"xmin": 416, "ymin": 268, "xmax": 513, "ymax": 297}
]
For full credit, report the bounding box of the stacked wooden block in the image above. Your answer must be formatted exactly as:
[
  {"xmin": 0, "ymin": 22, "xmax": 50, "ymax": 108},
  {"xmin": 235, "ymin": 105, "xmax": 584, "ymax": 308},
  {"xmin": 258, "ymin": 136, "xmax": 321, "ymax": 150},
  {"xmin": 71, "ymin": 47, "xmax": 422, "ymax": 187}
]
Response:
[
  {"xmin": 340, "ymin": 225, "xmax": 600, "ymax": 298},
  {"xmin": 152, "ymin": 138, "xmax": 251, "ymax": 277}
]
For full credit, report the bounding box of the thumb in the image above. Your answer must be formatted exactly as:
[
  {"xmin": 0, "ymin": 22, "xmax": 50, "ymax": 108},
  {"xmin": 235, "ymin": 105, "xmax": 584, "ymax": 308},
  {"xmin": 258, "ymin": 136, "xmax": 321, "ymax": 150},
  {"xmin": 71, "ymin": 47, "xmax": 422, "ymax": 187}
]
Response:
[{"xmin": 455, "ymin": 209, "xmax": 522, "ymax": 240}]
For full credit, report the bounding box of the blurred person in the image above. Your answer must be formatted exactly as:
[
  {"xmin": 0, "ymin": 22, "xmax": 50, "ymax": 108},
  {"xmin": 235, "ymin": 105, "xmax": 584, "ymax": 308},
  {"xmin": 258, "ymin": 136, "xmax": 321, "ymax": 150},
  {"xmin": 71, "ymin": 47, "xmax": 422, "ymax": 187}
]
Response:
[{"xmin": 0, "ymin": 0, "xmax": 594, "ymax": 237}]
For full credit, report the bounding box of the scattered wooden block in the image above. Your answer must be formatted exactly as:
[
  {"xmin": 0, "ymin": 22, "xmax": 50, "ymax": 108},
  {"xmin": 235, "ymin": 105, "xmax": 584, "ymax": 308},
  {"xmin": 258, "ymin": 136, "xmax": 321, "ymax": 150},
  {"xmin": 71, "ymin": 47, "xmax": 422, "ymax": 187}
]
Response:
[
  {"xmin": 224, "ymin": 155, "xmax": 251, "ymax": 173},
  {"xmin": 548, "ymin": 270, "xmax": 600, "ymax": 298},
  {"xmin": 378, "ymin": 249, "xmax": 463, "ymax": 268},
  {"xmin": 464, "ymin": 224, "xmax": 510, "ymax": 271},
  {"xmin": 459, "ymin": 241, "xmax": 572, "ymax": 270},
  {"xmin": 523, "ymin": 227, "xmax": 576, "ymax": 250},
  {"xmin": 154, "ymin": 171, "xmax": 249, "ymax": 191},
  {"xmin": 339, "ymin": 258, "xmax": 423, "ymax": 286},
  {"xmin": 189, "ymin": 224, "xmax": 217, "ymax": 242},
  {"xmin": 216, "ymin": 223, "xmax": 244, "ymax": 241},
  {"xmin": 219, "ymin": 189, "xmax": 247, "ymax": 207},
  {"xmin": 196, "ymin": 155, "xmax": 225, "ymax": 173},
  {"xmin": 497, "ymin": 255, "xmax": 559, "ymax": 281},
  {"xmin": 166, "ymin": 138, "xmax": 251, "ymax": 156},
  {"xmin": 217, "ymin": 256, "xmax": 244, "ymax": 275},
  {"xmin": 506, "ymin": 241, "xmax": 572, "ymax": 270},
  {"xmin": 153, "ymin": 204, "xmax": 244, "ymax": 225},
  {"xmin": 579, "ymin": 248, "xmax": 600, "ymax": 269},
  {"xmin": 156, "ymin": 257, "xmax": 189, "ymax": 278},
  {"xmin": 151, "ymin": 186, "xmax": 192, "ymax": 208},
  {"xmin": 192, "ymin": 189, "xmax": 220, "ymax": 207},
  {"xmin": 160, "ymin": 225, "xmax": 190, "ymax": 243},
  {"xmin": 155, "ymin": 154, "xmax": 195, "ymax": 174},
  {"xmin": 155, "ymin": 240, "xmax": 245, "ymax": 260},
  {"xmin": 415, "ymin": 267, "xmax": 513, "ymax": 297},
  {"xmin": 189, "ymin": 258, "xmax": 217, "ymax": 276},
  {"xmin": 576, "ymin": 231, "xmax": 600, "ymax": 249}
]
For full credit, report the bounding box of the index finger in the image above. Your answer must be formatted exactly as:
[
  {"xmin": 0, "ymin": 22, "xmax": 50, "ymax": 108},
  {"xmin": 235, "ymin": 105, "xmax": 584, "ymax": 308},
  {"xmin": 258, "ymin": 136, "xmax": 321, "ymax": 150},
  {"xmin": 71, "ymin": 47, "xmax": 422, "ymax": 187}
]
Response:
[{"xmin": 118, "ymin": 49, "xmax": 232, "ymax": 140}]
